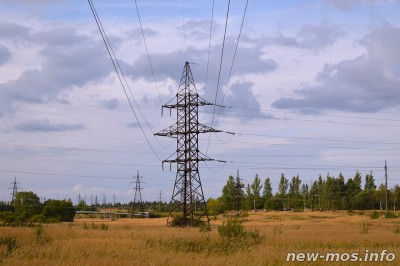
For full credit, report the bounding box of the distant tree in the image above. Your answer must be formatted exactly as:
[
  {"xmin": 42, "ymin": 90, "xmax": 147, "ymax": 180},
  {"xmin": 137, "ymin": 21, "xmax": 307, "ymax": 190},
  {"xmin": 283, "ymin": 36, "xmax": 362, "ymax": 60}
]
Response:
[
  {"xmin": 244, "ymin": 184, "xmax": 253, "ymax": 210},
  {"xmin": 251, "ymin": 174, "xmax": 263, "ymax": 209},
  {"xmin": 353, "ymin": 190, "xmax": 378, "ymax": 210},
  {"xmin": 233, "ymin": 174, "xmax": 245, "ymax": 211},
  {"xmin": 392, "ymin": 185, "xmax": 400, "ymax": 211},
  {"xmin": 289, "ymin": 175, "xmax": 302, "ymax": 209},
  {"xmin": 301, "ymin": 184, "xmax": 309, "ymax": 209},
  {"xmin": 278, "ymin": 174, "xmax": 288, "ymax": 196},
  {"xmin": 264, "ymin": 197, "xmax": 283, "ymax": 211},
  {"xmin": 262, "ymin": 178, "xmax": 273, "ymax": 201},
  {"xmin": 364, "ymin": 171, "xmax": 376, "ymax": 191},
  {"xmin": 375, "ymin": 183, "xmax": 386, "ymax": 210},
  {"xmin": 353, "ymin": 171, "xmax": 362, "ymax": 193},
  {"xmin": 12, "ymin": 191, "xmax": 42, "ymax": 217},
  {"xmin": 42, "ymin": 199, "xmax": 75, "ymax": 222},
  {"xmin": 207, "ymin": 198, "xmax": 223, "ymax": 215},
  {"xmin": 221, "ymin": 176, "xmax": 235, "ymax": 211},
  {"xmin": 309, "ymin": 181, "xmax": 318, "ymax": 211},
  {"xmin": 317, "ymin": 175, "xmax": 324, "ymax": 210},
  {"xmin": 345, "ymin": 178, "xmax": 358, "ymax": 210},
  {"xmin": 0, "ymin": 201, "xmax": 14, "ymax": 212}
]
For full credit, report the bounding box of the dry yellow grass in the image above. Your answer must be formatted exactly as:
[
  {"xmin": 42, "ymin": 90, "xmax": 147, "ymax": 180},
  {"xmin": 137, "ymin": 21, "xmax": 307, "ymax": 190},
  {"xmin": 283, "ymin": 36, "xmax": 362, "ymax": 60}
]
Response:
[{"xmin": 1, "ymin": 211, "xmax": 399, "ymax": 265}]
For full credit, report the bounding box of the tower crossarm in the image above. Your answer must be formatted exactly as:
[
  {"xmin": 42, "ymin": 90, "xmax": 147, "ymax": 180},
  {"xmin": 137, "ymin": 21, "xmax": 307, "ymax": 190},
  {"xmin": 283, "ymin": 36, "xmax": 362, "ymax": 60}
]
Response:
[{"xmin": 155, "ymin": 123, "xmax": 221, "ymax": 138}]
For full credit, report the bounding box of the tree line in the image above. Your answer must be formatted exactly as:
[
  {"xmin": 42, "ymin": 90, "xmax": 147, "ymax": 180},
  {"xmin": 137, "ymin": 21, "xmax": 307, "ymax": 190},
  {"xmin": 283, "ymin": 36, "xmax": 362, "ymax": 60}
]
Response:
[{"xmin": 207, "ymin": 171, "xmax": 400, "ymax": 214}]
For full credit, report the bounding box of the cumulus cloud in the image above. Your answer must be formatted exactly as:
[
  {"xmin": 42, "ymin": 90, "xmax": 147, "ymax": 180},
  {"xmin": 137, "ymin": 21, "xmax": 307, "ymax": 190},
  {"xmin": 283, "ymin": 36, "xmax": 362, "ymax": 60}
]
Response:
[
  {"xmin": 100, "ymin": 98, "xmax": 120, "ymax": 110},
  {"xmin": 0, "ymin": 25, "xmax": 113, "ymax": 115},
  {"xmin": 272, "ymin": 26, "xmax": 400, "ymax": 113},
  {"xmin": 271, "ymin": 23, "xmax": 346, "ymax": 50},
  {"xmin": 14, "ymin": 119, "xmax": 85, "ymax": 132},
  {"xmin": 323, "ymin": 0, "xmax": 396, "ymax": 10},
  {"xmin": 0, "ymin": 45, "xmax": 11, "ymax": 65},
  {"xmin": 125, "ymin": 41, "xmax": 277, "ymax": 105},
  {"xmin": 217, "ymin": 81, "xmax": 268, "ymax": 122},
  {"xmin": 0, "ymin": 22, "xmax": 31, "ymax": 40}
]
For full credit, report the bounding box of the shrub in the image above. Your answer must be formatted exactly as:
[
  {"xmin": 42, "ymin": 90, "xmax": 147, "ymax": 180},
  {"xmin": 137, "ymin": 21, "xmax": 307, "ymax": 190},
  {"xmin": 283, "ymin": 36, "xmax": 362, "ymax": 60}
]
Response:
[
  {"xmin": 0, "ymin": 212, "xmax": 17, "ymax": 224},
  {"xmin": 35, "ymin": 225, "xmax": 48, "ymax": 244},
  {"xmin": 394, "ymin": 225, "xmax": 400, "ymax": 234},
  {"xmin": 46, "ymin": 217, "xmax": 60, "ymax": 224},
  {"xmin": 370, "ymin": 211, "xmax": 380, "ymax": 219},
  {"xmin": 42, "ymin": 199, "xmax": 75, "ymax": 222},
  {"xmin": 30, "ymin": 215, "xmax": 46, "ymax": 223},
  {"xmin": 385, "ymin": 211, "xmax": 397, "ymax": 219},
  {"xmin": 218, "ymin": 217, "xmax": 246, "ymax": 240},
  {"xmin": 264, "ymin": 198, "xmax": 283, "ymax": 211},
  {"xmin": 0, "ymin": 237, "xmax": 17, "ymax": 255},
  {"xmin": 362, "ymin": 223, "xmax": 369, "ymax": 234}
]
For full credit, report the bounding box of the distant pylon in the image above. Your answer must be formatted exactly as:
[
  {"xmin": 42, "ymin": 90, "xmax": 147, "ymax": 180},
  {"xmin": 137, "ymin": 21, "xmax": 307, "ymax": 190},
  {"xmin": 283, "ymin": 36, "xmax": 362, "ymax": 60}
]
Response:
[
  {"xmin": 131, "ymin": 171, "xmax": 145, "ymax": 215},
  {"xmin": 9, "ymin": 177, "xmax": 21, "ymax": 202},
  {"xmin": 155, "ymin": 62, "xmax": 224, "ymax": 227}
]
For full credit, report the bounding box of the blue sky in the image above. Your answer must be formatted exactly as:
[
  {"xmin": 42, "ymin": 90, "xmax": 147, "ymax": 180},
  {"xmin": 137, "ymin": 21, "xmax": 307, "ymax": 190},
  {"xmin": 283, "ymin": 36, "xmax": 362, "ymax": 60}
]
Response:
[{"xmin": 1, "ymin": 0, "xmax": 400, "ymax": 204}]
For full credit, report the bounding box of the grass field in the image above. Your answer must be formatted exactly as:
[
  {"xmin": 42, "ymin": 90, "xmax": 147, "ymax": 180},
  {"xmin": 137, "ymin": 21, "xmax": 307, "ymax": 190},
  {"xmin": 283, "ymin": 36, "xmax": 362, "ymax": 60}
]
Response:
[{"xmin": 1, "ymin": 211, "xmax": 399, "ymax": 265}]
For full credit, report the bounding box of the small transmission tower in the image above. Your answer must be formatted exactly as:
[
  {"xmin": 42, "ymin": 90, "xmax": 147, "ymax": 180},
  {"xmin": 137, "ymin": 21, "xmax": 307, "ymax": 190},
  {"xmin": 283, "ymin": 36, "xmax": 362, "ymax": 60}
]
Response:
[
  {"xmin": 9, "ymin": 177, "xmax": 21, "ymax": 202},
  {"xmin": 131, "ymin": 171, "xmax": 145, "ymax": 215},
  {"xmin": 155, "ymin": 62, "xmax": 223, "ymax": 227}
]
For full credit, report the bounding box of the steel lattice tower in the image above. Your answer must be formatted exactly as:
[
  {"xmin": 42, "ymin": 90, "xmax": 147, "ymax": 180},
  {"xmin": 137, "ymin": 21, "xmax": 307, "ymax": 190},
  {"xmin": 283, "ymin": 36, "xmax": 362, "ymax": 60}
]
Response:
[
  {"xmin": 131, "ymin": 171, "xmax": 145, "ymax": 215},
  {"xmin": 155, "ymin": 62, "xmax": 222, "ymax": 227},
  {"xmin": 9, "ymin": 177, "xmax": 21, "ymax": 202}
]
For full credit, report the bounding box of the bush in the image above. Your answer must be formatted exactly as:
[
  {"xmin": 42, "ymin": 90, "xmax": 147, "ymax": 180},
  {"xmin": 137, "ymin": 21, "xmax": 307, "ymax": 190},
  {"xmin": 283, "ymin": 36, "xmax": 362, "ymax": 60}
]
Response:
[
  {"xmin": 370, "ymin": 211, "xmax": 380, "ymax": 219},
  {"xmin": 264, "ymin": 198, "xmax": 283, "ymax": 211},
  {"xmin": 42, "ymin": 199, "xmax": 75, "ymax": 222},
  {"xmin": 218, "ymin": 217, "xmax": 246, "ymax": 240},
  {"xmin": 0, "ymin": 212, "xmax": 17, "ymax": 224},
  {"xmin": 0, "ymin": 237, "xmax": 17, "ymax": 255},
  {"xmin": 46, "ymin": 217, "xmax": 60, "ymax": 224},
  {"xmin": 30, "ymin": 215, "xmax": 46, "ymax": 223},
  {"xmin": 35, "ymin": 225, "xmax": 48, "ymax": 244},
  {"xmin": 385, "ymin": 211, "xmax": 397, "ymax": 219}
]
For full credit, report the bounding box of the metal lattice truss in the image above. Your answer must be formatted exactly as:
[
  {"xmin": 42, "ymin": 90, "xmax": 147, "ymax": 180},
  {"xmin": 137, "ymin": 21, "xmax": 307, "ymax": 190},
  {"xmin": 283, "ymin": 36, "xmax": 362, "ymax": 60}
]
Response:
[
  {"xmin": 131, "ymin": 171, "xmax": 144, "ymax": 215},
  {"xmin": 155, "ymin": 62, "xmax": 222, "ymax": 227}
]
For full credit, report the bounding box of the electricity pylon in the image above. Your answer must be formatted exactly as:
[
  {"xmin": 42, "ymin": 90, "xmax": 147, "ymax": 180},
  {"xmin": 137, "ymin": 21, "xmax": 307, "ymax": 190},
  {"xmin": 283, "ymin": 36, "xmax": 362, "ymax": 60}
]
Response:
[
  {"xmin": 155, "ymin": 62, "xmax": 223, "ymax": 227},
  {"xmin": 9, "ymin": 177, "xmax": 21, "ymax": 202},
  {"xmin": 131, "ymin": 170, "xmax": 145, "ymax": 215}
]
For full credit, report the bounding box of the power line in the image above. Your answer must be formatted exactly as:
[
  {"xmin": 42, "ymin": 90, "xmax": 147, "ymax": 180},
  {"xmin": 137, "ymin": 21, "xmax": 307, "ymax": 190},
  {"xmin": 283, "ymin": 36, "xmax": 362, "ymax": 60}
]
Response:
[
  {"xmin": 232, "ymin": 132, "xmax": 400, "ymax": 146},
  {"xmin": 203, "ymin": 0, "xmax": 215, "ymax": 100},
  {"xmin": 215, "ymin": 0, "xmax": 248, "ymax": 125},
  {"xmin": 88, "ymin": 0, "xmax": 161, "ymax": 161},
  {"xmin": 224, "ymin": 105, "xmax": 400, "ymax": 123},
  {"xmin": 203, "ymin": 109, "xmax": 400, "ymax": 127},
  {"xmin": 207, "ymin": 0, "xmax": 231, "ymax": 153},
  {"xmin": 181, "ymin": 0, "xmax": 187, "ymax": 61},
  {"xmin": 134, "ymin": 0, "xmax": 162, "ymax": 105},
  {"xmin": 190, "ymin": 63, "xmax": 400, "ymax": 86}
]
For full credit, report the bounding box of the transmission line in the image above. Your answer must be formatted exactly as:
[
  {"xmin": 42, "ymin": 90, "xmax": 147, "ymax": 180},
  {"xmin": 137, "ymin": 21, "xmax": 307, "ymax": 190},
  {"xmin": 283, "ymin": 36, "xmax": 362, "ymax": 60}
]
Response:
[
  {"xmin": 203, "ymin": 0, "xmax": 215, "ymax": 100},
  {"xmin": 134, "ymin": 0, "xmax": 162, "ymax": 105},
  {"xmin": 207, "ymin": 0, "xmax": 231, "ymax": 153},
  {"xmin": 215, "ymin": 0, "xmax": 249, "ymax": 125},
  {"xmin": 88, "ymin": 0, "xmax": 161, "ymax": 161}
]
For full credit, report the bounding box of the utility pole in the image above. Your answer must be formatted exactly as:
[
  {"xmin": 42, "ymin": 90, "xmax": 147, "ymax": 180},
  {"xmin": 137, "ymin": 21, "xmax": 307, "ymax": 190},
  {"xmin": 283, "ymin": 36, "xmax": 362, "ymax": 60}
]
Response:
[
  {"xmin": 102, "ymin": 194, "xmax": 106, "ymax": 206},
  {"xmin": 131, "ymin": 170, "xmax": 145, "ymax": 215},
  {"xmin": 9, "ymin": 177, "xmax": 21, "ymax": 202},
  {"xmin": 113, "ymin": 194, "xmax": 116, "ymax": 207},
  {"xmin": 385, "ymin": 160, "xmax": 388, "ymax": 212},
  {"xmin": 158, "ymin": 190, "xmax": 162, "ymax": 213},
  {"xmin": 155, "ymin": 62, "xmax": 224, "ymax": 227}
]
